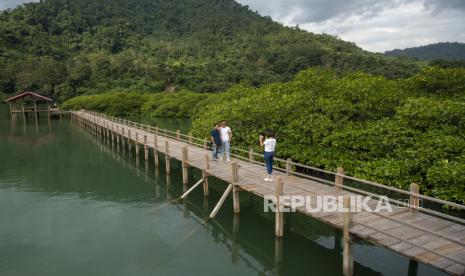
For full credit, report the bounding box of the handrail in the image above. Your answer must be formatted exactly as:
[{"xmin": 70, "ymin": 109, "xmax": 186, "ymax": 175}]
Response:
[{"xmin": 76, "ymin": 110, "xmax": 465, "ymax": 223}]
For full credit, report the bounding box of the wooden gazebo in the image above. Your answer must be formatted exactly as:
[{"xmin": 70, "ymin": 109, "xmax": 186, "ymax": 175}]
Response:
[{"xmin": 4, "ymin": 91, "xmax": 54, "ymax": 118}]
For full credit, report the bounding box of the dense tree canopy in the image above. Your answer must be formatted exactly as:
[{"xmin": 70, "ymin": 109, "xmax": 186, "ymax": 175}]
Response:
[
  {"xmin": 191, "ymin": 67, "xmax": 465, "ymax": 203},
  {"xmin": 1, "ymin": 0, "xmax": 420, "ymax": 100}
]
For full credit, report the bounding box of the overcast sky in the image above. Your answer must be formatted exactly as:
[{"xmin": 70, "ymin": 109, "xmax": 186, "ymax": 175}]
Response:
[{"xmin": 2, "ymin": 0, "xmax": 465, "ymax": 52}]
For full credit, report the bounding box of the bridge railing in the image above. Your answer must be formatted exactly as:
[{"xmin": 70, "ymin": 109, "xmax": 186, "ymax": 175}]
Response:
[{"xmin": 81, "ymin": 110, "xmax": 465, "ymax": 225}]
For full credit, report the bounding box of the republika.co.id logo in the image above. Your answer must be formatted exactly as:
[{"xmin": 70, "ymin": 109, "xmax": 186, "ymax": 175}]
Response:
[{"xmin": 263, "ymin": 195, "xmax": 394, "ymax": 213}]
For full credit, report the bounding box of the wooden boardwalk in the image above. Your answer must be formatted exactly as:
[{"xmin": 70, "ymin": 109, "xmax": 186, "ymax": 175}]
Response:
[{"xmin": 72, "ymin": 111, "xmax": 465, "ymax": 276}]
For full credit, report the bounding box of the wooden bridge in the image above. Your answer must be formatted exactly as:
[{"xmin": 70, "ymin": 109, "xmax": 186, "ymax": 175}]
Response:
[{"xmin": 71, "ymin": 110, "xmax": 465, "ymax": 276}]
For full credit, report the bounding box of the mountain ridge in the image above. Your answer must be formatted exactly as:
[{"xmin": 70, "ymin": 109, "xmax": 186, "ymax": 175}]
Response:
[
  {"xmin": 0, "ymin": 0, "xmax": 420, "ymax": 100},
  {"xmin": 385, "ymin": 42, "xmax": 465, "ymax": 61}
]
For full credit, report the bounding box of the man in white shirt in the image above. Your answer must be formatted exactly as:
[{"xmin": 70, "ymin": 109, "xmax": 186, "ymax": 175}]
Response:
[{"xmin": 219, "ymin": 121, "xmax": 232, "ymax": 161}]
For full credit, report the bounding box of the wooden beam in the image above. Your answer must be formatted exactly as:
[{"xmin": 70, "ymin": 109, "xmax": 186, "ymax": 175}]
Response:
[
  {"xmin": 180, "ymin": 178, "xmax": 204, "ymax": 199},
  {"xmin": 209, "ymin": 184, "xmax": 233, "ymax": 219}
]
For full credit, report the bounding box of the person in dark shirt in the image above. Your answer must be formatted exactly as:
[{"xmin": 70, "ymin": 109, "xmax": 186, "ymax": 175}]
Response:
[{"xmin": 210, "ymin": 123, "xmax": 222, "ymax": 160}]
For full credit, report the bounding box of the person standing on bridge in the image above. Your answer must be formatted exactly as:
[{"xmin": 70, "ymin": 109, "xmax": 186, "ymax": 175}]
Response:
[
  {"xmin": 210, "ymin": 123, "xmax": 222, "ymax": 161},
  {"xmin": 260, "ymin": 131, "xmax": 276, "ymax": 181},
  {"xmin": 219, "ymin": 121, "xmax": 232, "ymax": 162}
]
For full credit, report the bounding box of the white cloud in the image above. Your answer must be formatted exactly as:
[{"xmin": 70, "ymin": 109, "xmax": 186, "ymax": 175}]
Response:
[
  {"xmin": 238, "ymin": 0, "xmax": 465, "ymax": 52},
  {"xmin": 0, "ymin": 0, "xmax": 38, "ymax": 10}
]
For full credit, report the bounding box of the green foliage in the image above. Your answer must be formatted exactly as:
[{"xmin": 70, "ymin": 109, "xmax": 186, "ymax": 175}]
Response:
[
  {"xmin": 406, "ymin": 67, "xmax": 465, "ymax": 96},
  {"xmin": 192, "ymin": 67, "xmax": 465, "ymax": 203},
  {"xmin": 63, "ymin": 91, "xmax": 212, "ymax": 118},
  {"xmin": 0, "ymin": 0, "xmax": 420, "ymax": 101}
]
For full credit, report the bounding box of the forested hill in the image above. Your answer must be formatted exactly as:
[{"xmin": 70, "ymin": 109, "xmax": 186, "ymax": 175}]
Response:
[
  {"xmin": 385, "ymin": 42, "xmax": 465, "ymax": 61},
  {"xmin": 0, "ymin": 0, "xmax": 419, "ymax": 101}
]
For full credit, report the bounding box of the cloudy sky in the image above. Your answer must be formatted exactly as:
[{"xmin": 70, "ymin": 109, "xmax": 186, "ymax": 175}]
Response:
[{"xmin": 2, "ymin": 0, "xmax": 465, "ymax": 52}]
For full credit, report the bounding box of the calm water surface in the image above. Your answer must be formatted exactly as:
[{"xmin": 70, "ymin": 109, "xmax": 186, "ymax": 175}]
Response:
[{"xmin": 0, "ymin": 106, "xmax": 445, "ymax": 276}]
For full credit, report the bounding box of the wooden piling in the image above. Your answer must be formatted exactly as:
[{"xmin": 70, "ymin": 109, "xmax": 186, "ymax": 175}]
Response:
[
  {"xmin": 232, "ymin": 214, "xmax": 240, "ymax": 264},
  {"xmin": 144, "ymin": 135, "xmax": 148, "ymax": 161},
  {"xmin": 153, "ymin": 134, "xmax": 159, "ymax": 167},
  {"xmin": 165, "ymin": 140, "xmax": 170, "ymax": 175},
  {"xmin": 275, "ymin": 176, "xmax": 284, "ymax": 237},
  {"xmin": 343, "ymin": 194, "xmax": 353, "ymax": 276},
  {"xmin": 203, "ymin": 154, "xmax": 209, "ymax": 196},
  {"xmin": 232, "ymin": 162, "xmax": 240, "ymax": 213},
  {"xmin": 335, "ymin": 166, "xmax": 345, "ymax": 191},
  {"xmin": 135, "ymin": 132, "xmax": 140, "ymax": 157},
  {"xmin": 410, "ymin": 183, "xmax": 420, "ymax": 212},
  {"xmin": 182, "ymin": 146, "xmax": 189, "ymax": 184}
]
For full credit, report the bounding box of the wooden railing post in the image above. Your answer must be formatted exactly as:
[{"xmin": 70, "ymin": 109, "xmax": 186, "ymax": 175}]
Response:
[
  {"xmin": 335, "ymin": 166, "xmax": 345, "ymax": 191},
  {"xmin": 203, "ymin": 138, "xmax": 208, "ymax": 149},
  {"xmin": 188, "ymin": 132, "xmax": 193, "ymax": 144},
  {"xmin": 275, "ymin": 176, "xmax": 283, "ymax": 237},
  {"xmin": 410, "ymin": 183, "xmax": 420, "ymax": 212},
  {"xmin": 249, "ymin": 148, "xmax": 254, "ymax": 162},
  {"xmin": 176, "ymin": 130, "xmax": 180, "ymax": 140},
  {"xmin": 286, "ymin": 158, "xmax": 292, "ymax": 176},
  {"xmin": 343, "ymin": 194, "xmax": 353, "ymax": 276},
  {"xmin": 232, "ymin": 162, "xmax": 240, "ymax": 213}
]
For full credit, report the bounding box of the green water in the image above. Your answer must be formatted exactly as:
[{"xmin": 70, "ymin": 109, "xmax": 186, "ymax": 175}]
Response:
[{"xmin": 0, "ymin": 106, "xmax": 445, "ymax": 276}]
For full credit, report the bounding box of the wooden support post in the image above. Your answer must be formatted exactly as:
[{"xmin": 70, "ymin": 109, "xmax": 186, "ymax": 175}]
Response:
[
  {"xmin": 249, "ymin": 148, "xmax": 254, "ymax": 161},
  {"xmin": 232, "ymin": 162, "xmax": 240, "ymax": 213},
  {"xmin": 203, "ymin": 154, "xmax": 210, "ymax": 196},
  {"xmin": 275, "ymin": 176, "xmax": 284, "ymax": 237},
  {"xmin": 165, "ymin": 141, "xmax": 170, "ymax": 175},
  {"xmin": 144, "ymin": 135, "xmax": 148, "ymax": 161},
  {"xmin": 203, "ymin": 138, "xmax": 208, "ymax": 149},
  {"xmin": 188, "ymin": 132, "xmax": 193, "ymax": 144},
  {"xmin": 128, "ymin": 130, "xmax": 132, "ymax": 152},
  {"xmin": 153, "ymin": 134, "xmax": 159, "ymax": 167},
  {"xmin": 182, "ymin": 146, "xmax": 189, "ymax": 185},
  {"xmin": 286, "ymin": 158, "xmax": 292, "ymax": 176},
  {"xmin": 232, "ymin": 214, "xmax": 240, "ymax": 264},
  {"xmin": 209, "ymin": 184, "xmax": 233, "ymax": 219},
  {"xmin": 409, "ymin": 183, "xmax": 420, "ymax": 212},
  {"xmin": 176, "ymin": 130, "xmax": 180, "ymax": 140},
  {"xmin": 33, "ymin": 99, "xmax": 37, "ymax": 121},
  {"xmin": 135, "ymin": 132, "xmax": 140, "ymax": 157},
  {"xmin": 408, "ymin": 259, "xmax": 418, "ymax": 276},
  {"xmin": 274, "ymin": 237, "xmax": 283, "ymax": 275},
  {"xmin": 343, "ymin": 194, "xmax": 353, "ymax": 276},
  {"xmin": 335, "ymin": 166, "xmax": 345, "ymax": 191}
]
